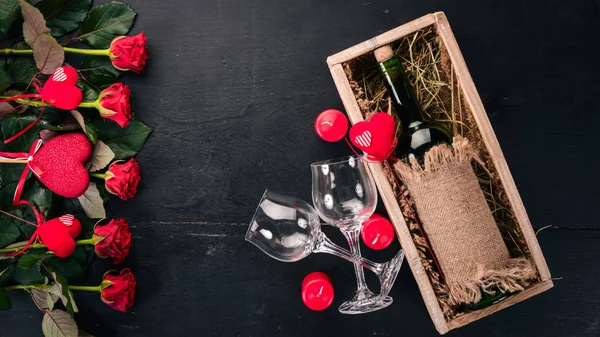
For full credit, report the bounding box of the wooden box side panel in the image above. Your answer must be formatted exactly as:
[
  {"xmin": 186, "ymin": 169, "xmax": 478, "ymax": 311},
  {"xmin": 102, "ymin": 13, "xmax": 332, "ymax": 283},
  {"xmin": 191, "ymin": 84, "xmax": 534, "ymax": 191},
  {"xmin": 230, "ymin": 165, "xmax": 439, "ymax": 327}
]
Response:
[
  {"xmin": 432, "ymin": 12, "xmax": 551, "ymax": 280},
  {"xmin": 326, "ymin": 14, "xmax": 437, "ymax": 67}
]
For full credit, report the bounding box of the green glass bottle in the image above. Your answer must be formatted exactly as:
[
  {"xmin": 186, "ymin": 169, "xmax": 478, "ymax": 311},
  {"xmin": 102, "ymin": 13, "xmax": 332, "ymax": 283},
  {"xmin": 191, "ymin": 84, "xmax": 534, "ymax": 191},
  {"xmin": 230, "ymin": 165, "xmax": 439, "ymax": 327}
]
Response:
[
  {"xmin": 375, "ymin": 45, "xmax": 509, "ymax": 310},
  {"xmin": 374, "ymin": 45, "xmax": 452, "ymax": 160}
]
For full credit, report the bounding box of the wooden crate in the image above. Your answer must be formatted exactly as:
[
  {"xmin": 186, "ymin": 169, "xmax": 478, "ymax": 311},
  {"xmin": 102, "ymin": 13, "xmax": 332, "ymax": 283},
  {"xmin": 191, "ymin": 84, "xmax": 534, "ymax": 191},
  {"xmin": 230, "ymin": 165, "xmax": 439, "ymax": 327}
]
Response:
[{"xmin": 326, "ymin": 12, "xmax": 552, "ymax": 334}]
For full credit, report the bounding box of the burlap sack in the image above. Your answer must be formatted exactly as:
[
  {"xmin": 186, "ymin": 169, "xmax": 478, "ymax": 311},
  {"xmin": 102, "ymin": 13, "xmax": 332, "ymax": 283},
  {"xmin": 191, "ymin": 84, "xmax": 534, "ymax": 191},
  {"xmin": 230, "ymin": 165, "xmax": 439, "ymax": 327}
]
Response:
[{"xmin": 394, "ymin": 136, "xmax": 536, "ymax": 305}]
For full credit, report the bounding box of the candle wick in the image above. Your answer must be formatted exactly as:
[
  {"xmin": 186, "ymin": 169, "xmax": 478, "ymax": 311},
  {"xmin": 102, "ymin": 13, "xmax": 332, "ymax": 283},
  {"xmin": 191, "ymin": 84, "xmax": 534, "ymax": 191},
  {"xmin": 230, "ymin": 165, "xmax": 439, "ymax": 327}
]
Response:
[
  {"xmin": 372, "ymin": 233, "xmax": 380, "ymax": 245},
  {"xmin": 318, "ymin": 286, "xmax": 324, "ymax": 297}
]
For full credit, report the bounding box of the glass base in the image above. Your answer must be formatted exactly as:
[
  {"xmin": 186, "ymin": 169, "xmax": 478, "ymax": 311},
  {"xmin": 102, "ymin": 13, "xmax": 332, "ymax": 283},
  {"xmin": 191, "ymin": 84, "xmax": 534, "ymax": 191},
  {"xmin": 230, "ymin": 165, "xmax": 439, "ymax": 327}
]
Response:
[
  {"xmin": 379, "ymin": 249, "xmax": 405, "ymax": 296},
  {"xmin": 338, "ymin": 291, "xmax": 393, "ymax": 314}
]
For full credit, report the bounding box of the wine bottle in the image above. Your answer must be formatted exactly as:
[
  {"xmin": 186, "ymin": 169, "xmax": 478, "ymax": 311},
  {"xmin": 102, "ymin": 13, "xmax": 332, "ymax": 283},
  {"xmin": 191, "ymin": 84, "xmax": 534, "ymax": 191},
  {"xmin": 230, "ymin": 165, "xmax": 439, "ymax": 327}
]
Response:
[
  {"xmin": 375, "ymin": 45, "xmax": 508, "ymax": 310},
  {"xmin": 374, "ymin": 45, "xmax": 452, "ymax": 160}
]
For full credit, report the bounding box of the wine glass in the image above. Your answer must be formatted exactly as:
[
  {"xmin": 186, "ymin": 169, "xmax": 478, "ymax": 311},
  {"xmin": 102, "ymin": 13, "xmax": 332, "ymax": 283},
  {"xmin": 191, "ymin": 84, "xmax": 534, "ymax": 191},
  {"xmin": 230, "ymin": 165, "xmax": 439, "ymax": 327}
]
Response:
[
  {"xmin": 311, "ymin": 155, "xmax": 394, "ymax": 314},
  {"xmin": 246, "ymin": 190, "xmax": 404, "ymax": 298}
]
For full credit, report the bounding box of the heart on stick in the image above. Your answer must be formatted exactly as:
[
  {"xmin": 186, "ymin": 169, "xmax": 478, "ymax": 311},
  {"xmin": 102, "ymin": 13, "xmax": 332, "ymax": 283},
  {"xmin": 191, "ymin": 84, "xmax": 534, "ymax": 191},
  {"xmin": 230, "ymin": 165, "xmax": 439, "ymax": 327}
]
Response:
[
  {"xmin": 29, "ymin": 132, "xmax": 92, "ymax": 198},
  {"xmin": 37, "ymin": 214, "xmax": 81, "ymax": 258},
  {"xmin": 40, "ymin": 66, "xmax": 82, "ymax": 110},
  {"xmin": 349, "ymin": 113, "xmax": 397, "ymax": 160}
]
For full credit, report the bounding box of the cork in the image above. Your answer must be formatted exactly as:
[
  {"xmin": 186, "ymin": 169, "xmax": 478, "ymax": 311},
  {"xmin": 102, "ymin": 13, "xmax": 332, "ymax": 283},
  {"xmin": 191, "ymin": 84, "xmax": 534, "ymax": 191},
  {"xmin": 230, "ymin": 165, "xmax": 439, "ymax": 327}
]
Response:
[{"xmin": 374, "ymin": 45, "xmax": 394, "ymax": 62}]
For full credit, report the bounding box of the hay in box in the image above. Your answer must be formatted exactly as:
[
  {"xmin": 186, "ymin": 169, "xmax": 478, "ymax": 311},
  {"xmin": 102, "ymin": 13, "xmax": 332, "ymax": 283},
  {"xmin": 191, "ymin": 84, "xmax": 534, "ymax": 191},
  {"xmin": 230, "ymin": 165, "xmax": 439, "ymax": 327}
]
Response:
[{"xmin": 326, "ymin": 12, "xmax": 552, "ymax": 334}]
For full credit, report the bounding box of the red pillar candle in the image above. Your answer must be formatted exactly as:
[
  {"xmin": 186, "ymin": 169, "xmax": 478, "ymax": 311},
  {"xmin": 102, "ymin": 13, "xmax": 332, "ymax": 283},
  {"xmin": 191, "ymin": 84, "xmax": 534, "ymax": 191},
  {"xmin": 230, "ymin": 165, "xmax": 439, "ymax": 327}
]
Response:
[
  {"xmin": 301, "ymin": 272, "xmax": 334, "ymax": 311},
  {"xmin": 361, "ymin": 213, "xmax": 395, "ymax": 250},
  {"xmin": 314, "ymin": 109, "xmax": 348, "ymax": 142}
]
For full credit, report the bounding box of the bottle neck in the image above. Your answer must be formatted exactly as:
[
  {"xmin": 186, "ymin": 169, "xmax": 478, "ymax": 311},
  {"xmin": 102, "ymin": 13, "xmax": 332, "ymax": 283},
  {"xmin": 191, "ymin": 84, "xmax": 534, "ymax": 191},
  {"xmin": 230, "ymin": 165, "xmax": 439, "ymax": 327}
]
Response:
[{"xmin": 378, "ymin": 56, "xmax": 425, "ymax": 127}]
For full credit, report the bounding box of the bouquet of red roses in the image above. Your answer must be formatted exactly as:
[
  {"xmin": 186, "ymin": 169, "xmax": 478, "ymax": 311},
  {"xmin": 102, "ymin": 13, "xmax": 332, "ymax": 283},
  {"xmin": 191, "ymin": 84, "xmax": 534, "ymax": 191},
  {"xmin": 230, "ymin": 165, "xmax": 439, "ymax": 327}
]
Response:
[{"xmin": 0, "ymin": 1, "xmax": 151, "ymax": 335}]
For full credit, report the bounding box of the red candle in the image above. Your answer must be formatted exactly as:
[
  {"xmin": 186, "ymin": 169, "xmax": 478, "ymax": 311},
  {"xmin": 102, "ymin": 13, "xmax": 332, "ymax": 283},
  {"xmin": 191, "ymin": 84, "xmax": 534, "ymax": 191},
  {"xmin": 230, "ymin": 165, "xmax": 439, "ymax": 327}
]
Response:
[
  {"xmin": 314, "ymin": 109, "xmax": 348, "ymax": 142},
  {"xmin": 361, "ymin": 213, "xmax": 395, "ymax": 250},
  {"xmin": 301, "ymin": 272, "xmax": 334, "ymax": 311}
]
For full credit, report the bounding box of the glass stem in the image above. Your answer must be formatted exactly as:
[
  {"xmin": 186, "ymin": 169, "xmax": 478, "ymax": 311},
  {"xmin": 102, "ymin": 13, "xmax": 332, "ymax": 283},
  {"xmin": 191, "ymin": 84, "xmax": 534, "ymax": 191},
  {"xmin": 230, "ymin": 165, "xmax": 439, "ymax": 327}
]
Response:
[
  {"xmin": 340, "ymin": 225, "xmax": 371, "ymax": 295},
  {"xmin": 313, "ymin": 231, "xmax": 383, "ymax": 274}
]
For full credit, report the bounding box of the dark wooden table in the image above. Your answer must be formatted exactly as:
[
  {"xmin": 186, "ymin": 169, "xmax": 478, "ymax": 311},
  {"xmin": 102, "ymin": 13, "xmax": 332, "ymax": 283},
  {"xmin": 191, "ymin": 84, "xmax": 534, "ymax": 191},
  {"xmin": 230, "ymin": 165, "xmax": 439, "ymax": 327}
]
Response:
[{"xmin": 2, "ymin": 0, "xmax": 599, "ymax": 336}]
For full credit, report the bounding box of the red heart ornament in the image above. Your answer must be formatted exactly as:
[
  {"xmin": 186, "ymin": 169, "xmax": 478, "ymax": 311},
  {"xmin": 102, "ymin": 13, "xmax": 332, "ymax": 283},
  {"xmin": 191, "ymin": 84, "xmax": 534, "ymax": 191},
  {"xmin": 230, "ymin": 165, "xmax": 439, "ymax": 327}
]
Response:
[
  {"xmin": 349, "ymin": 113, "xmax": 396, "ymax": 160},
  {"xmin": 37, "ymin": 214, "xmax": 81, "ymax": 258},
  {"xmin": 30, "ymin": 133, "xmax": 92, "ymax": 198},
  {"xmin": 57, "ymin": 214, "xmax": 81, "ymax": 238},
  {"xmin": 41, "ymin": 66, "xmax": 83, "ymax": 110}
]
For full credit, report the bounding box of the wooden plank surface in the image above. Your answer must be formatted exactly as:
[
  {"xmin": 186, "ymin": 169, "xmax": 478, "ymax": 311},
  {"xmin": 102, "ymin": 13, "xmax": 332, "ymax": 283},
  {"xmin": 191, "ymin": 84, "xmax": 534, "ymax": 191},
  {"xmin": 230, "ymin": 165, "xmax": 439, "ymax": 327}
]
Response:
[{"xmin": 0, "ymin": 0, "xmax": 598, "ymax": 336}]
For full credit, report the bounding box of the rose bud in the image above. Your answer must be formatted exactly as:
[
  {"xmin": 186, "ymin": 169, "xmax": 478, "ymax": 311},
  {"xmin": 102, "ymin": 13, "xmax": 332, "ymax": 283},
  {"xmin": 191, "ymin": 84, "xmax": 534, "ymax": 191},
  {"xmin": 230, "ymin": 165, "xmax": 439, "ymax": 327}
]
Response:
[
  {"xmin": 105, "ymin": 158, "xmax": 141, "ymax": 200},
  {"xmin": 109, "ymin": 32, "xmax": 148, "ymax": 73},
  {"xmin": 93, "ymin": 218, "xmax": 131, "ymax": 264},
  {"xmin": 101, "ymin": 268, "xmax": 136, "ymax": 313},
  {"xmin": 97, "ymin": 83, "xmax": 132, "ymax": 128}
]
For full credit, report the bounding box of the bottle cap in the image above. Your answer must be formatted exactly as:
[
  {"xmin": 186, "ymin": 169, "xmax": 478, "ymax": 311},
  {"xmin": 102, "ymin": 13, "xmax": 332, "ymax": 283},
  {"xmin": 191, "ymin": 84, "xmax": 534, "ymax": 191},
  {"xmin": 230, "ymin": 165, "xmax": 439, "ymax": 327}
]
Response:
[
  {"xmin": 374, "ymin": 45, "xmax": 394, "ymax": 63},
  {"xmin": 301, "ymin": 272, "xmax": 334, "ymax": 311}
]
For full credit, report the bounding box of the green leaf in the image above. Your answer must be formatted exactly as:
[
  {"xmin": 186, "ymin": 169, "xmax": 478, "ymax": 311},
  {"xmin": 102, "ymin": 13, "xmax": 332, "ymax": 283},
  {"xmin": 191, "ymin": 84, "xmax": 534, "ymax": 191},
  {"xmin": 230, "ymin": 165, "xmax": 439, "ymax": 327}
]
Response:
[
  {"xmin": 36, "ymin": 0, "xmax": 92, "ymax": 37},
  {"xmin": 50, "ymin": 271, "xmax": 75, "ymax": 316},
  {"xmin": 68, "ymin": 109, "xmax": 98, "ymax": 144},
  {"xmin": 0, "ymin": 165, "xmax": 32, "ymax": 213},
  {"xmin": 19, "ymin": 0, "xmax": 50, "ymax": 47},
  {"xmin": 0, "ymin": 0, "xmax": 21, "ymax": 35},
  {"xmin": 83, "ymin": 121, "xmax": 98, "ymax": 144},
  {"xmin": 0, "ymin": 287, "xmax": 11, "ymax": 310},
  {"xmin": 93, "ymin": 120, "xmax": 152, "ymax": 159},
  {"xmin": 76, "ymin": 182, "xmax": 105, "ymax": 219},
  {"xmin": 31, "ymin": 288, "xmax": 59, "ymax": 310},
  {"xmin": 33, "ymin": 33, "xmax": 65, "ymax": 74},
  {"xmin": 0, "ymin": 222, "xmax": 20, "ymax": 248},
  {"xmin": 21, "ymin": 180, "xmax": 55, "ymax": 218},
  {"xmin": 81, "ymin": 56, "xmax": 120, "ymax": 88},
  {"xmin": 45, "ymin": 284, "xmax": 67, "ymax": 310},
  {"xmin": 62, "ymin": 198, "xmax": 82, "ymax": 215},
  {"xmin": 69, "ymin": 246, "xmax": 89, "ymax": 266},
  {"xmin": 77, "ymin": 1, "xmax": 136, "ymax": 48},
  {"xmin": 12, "ymin": 260, "xmax": 46, "ymax": 285},
  {"xmin": 18, "ymin": 253, "xmax": 53, "ymax": 270},
  {"xmin": 97, "ymin": 182, "xmax": 111, "ymax": 205},
  {"xmin": 0, "ymin": 112, "xmax": 41, "ymax": 152},
  {"xmin": 0, "ymin": 266, "xmax": 13, "ymax": 287},
  {"xmin": 77, "ymin": 215, "xmax": 95, "ymax": 239},
  {"xmin": 87, "ymin": 140, "xmax": 114, "ymax": 172},
  {"xmin": 0, "ymin": 59, "xmax": 10, "ymax": 93},
  {"xmin": 46, "ymin": 258, "xmax": 84, "ymax": 284},
  {"xmin": 76, "ymin": 78, "xmax": 100, "ymax": 102},
  {"xmin": 6, "ymin": 42, "xmax": 38, "ymax": 85},
  {"xmin": 42, "ymin": 309, "xmax": 78, "ymax": 337}
]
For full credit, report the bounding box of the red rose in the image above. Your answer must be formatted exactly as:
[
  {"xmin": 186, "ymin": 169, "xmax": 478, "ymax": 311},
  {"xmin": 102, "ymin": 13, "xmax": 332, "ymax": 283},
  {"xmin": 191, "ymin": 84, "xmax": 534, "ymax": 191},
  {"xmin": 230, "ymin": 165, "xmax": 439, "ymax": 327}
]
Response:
[
  {"xmin": 94, "ymin": 218, "xmax": 131, "ymax": 264},
  {"xmin": 105, "ymin": 158, "xmax": 141, "ymax": 200},
  {"xmin": 98, "ymin": 83, "xmax": 132, "ymax": 128},
  {"xmin": 109, "ymin": 33, "xmax": 148, "ymax": 73},
  {"xmin": 101, "ymin": 268, "xmax": 136, "ymax": 313}
]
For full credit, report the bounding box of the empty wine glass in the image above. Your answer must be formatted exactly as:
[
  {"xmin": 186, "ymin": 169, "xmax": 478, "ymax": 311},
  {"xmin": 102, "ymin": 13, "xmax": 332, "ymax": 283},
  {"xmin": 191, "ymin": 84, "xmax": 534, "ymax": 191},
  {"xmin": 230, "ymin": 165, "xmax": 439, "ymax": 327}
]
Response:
[
  {"xmin": 246, "ymin": 190, "xmax": 404, "ymax": 299},
  {"xmin": 311, "ymin": 155, "xmax": 393, "ymax": 314}
]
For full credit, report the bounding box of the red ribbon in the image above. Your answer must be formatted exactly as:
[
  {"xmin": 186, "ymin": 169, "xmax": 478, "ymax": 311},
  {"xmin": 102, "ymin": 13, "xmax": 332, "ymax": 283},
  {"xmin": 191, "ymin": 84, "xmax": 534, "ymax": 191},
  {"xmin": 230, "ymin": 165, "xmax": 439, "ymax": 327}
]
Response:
[
  {"xmin": 0, "ymin": 78, "xmax": 45, "ymax": 144},
  {"xmin": 5, "ymin": 200, "xmax": 44, "ymax": 257},
  {"xmin": 0, "ymin": 139, "xmax": 43, "ymax": 206}
]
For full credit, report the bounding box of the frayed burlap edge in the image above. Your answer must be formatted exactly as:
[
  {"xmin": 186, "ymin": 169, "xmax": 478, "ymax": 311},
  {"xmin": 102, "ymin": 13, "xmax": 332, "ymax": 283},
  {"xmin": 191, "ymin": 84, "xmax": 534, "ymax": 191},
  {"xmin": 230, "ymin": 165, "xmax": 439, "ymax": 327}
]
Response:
[
  {"xmin": 448, "ymin": 257, "xmax": 537, "ymax": 304},
  {"xmin": 393, "ymin": 137, "xmax": 537, "ymax": 305},
  {"xmin": 394, "ymin": 136, "xmax": 477, "ymax": 182}
]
